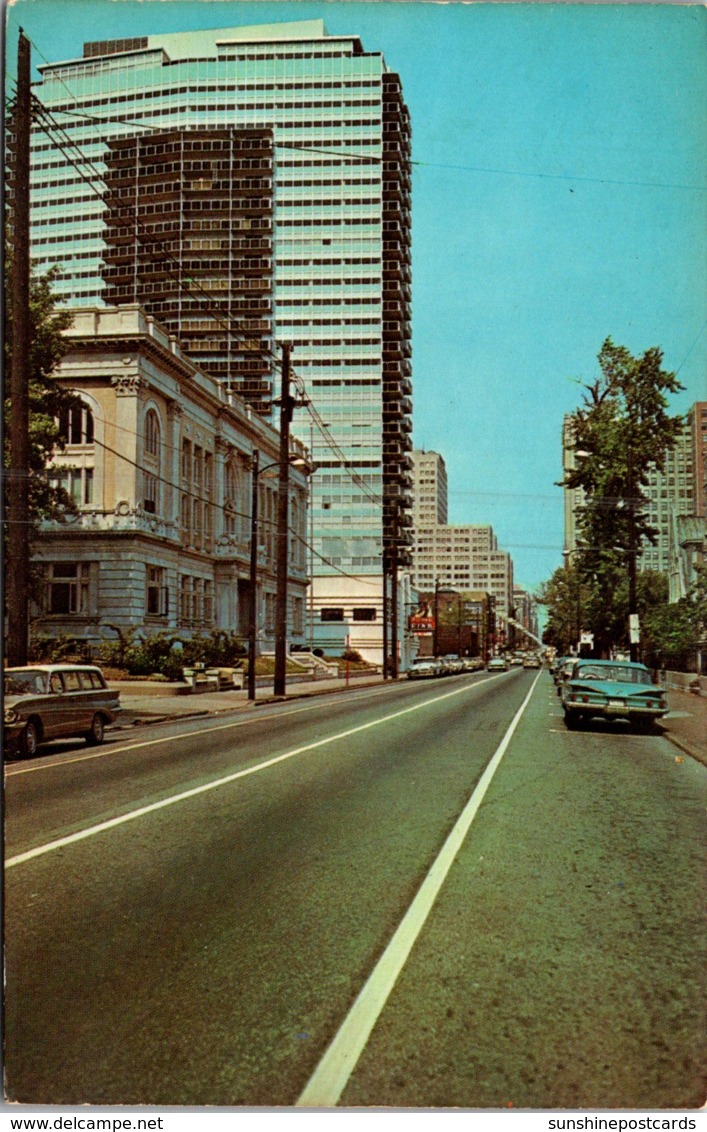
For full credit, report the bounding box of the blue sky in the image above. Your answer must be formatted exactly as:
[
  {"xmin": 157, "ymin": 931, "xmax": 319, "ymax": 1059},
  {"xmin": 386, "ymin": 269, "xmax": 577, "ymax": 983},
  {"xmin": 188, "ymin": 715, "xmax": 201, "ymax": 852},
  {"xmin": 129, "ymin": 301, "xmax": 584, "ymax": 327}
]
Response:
[{"xmin": 6, "ymin": 0, "xmax": 707, "ymax": 594}]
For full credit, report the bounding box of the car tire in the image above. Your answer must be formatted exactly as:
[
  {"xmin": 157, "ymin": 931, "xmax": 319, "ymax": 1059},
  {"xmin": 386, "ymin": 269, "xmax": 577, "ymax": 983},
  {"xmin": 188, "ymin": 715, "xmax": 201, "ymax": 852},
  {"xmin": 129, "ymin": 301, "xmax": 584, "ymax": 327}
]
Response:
[
  {"xmin": 85, "ymin": 713, "xmax": 105, "ymax": 746},
  {"xmin": 20, "ymin": 719, "xmax": 40, "ymax": 758},
  {"xmin": 564, "ymin": 710, "xmax": 582, "ymax": 730}
]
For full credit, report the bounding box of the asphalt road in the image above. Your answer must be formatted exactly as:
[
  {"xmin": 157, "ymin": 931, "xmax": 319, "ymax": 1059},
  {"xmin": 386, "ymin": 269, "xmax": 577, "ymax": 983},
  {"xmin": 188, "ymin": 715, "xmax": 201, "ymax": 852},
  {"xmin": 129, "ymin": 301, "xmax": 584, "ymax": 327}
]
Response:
[{"xmin": 5, "ymin": 670, "xmax": 706, "ymax": 1108}]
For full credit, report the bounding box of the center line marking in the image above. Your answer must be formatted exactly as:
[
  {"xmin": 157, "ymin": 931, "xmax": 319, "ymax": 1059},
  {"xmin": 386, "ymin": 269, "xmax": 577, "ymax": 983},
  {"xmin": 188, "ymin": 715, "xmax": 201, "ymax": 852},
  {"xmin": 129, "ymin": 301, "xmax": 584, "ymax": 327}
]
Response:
[
  {"xmin": 296, "ymin": 672, "xmax": 541, "ymax": 1109},
  {"xmin": 6, "ymin": 675, "xmax": 504, "ymax": 870}
]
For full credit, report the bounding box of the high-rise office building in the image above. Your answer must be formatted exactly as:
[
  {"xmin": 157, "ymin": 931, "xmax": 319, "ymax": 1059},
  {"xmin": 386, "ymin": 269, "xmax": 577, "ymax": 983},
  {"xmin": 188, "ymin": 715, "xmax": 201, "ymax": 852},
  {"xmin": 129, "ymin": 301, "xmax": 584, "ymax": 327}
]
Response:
[
  {"xmin": 29, "ymin": 20, "xmax": 413, "ymax": 662},
  {"xmin": 563, "ymin": 410, "xmax": 699, "ymax": 573},
  {"xmin": 411, "ymin": 450, "xmax": 448, "ymax": 526},
  {"xmin": 102, "ymin": 128, "xmax": 275, "ymax": 412}
]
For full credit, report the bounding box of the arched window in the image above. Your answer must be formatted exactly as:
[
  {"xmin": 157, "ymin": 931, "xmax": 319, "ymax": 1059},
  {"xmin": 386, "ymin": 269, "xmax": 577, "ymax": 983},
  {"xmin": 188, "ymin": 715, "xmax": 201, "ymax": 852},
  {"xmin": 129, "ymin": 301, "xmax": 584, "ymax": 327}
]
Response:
[
  {"xmin": 53, "ymin": 399, "xmax": 96, "ymax": 506},
  {"xmin": 59, "ymin": 402, "xmax": 94, "ymax": 445},
  {"xmin": 145, "ymin": 409, "xmax": 160, "ymax": 457},
  {"xmin": 143, "ymin": 409, "xmax": 161, "ymax": 515}
]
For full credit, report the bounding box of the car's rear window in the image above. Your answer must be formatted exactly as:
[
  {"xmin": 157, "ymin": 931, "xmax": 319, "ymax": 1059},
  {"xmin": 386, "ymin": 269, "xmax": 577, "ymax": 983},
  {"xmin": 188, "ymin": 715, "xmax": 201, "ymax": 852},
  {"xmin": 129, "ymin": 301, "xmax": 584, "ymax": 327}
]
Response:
[
  {"xmin": 575, "ymin": 665, "xmax": 652, "ymax": 685},
  {"xmin": 78, "ymin": 671, "xmax": 105, "ymax": 689}
]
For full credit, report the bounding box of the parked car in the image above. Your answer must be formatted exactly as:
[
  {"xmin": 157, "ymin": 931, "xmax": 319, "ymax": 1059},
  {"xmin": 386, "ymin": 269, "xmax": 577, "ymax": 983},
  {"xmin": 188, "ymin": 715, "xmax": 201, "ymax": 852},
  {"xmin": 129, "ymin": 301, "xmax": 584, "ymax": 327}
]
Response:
[
  {"xmin": 3, "ymin": 664, "xmax": 121, "ymax": 757},
  {"xmin": 441, "ymin": 654, "xmax": 464, "ymax": 675},
  {"xmin": 555, "ymin": 657, "xmax": 575, "ymax": 695},
  {"xmin": 407, "ymin": 658, "xmax": 440, "ymax": 680},
  {"xmin": 462, "ymin": 656, "xmax": 484, "ymax": 672},
  {"xmin": 487, "ymin": 656, "xmax": 509, "ymax": 672},
  {"xmin": 561, "ymin": 659, "xmax": 668, "ymax": 732}
]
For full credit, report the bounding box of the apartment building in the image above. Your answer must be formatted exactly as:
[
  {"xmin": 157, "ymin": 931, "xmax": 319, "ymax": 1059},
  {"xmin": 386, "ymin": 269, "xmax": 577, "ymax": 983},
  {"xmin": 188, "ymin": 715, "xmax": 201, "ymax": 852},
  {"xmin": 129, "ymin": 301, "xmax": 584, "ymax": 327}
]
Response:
[
  {"xmin": 28, "ymin": 19, "xmax": 413, "ymax": 664},
  {"xmin": 32, "ymin": 305, "xmax": 309, "ymax": 649}
]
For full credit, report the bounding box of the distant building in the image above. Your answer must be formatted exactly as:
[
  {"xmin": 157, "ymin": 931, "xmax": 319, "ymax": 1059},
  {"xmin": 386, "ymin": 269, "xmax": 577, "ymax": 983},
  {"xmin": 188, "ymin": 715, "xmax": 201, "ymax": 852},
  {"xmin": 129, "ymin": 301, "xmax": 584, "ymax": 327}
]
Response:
[
  {"xmin": 411, "ymin": 588, "xmax": 495, "ymax": 660},
  {"xmin": 688, "ymin": 401, "xmax": 707, "ymax": 517},
  {"xmin": 513, "ymin": 586, "xmax": 540, "ymax": 647},
  {"xmin": 412, "ymin": 522, "xmax": 514, "ymax": 621},
  {"xmin": 563, "ymin": 406, "xmax": 701, "ymax": 574},
  {"xmin": 31, "ymin": 306, "xmax": 309, "ymax": 650},
  {"xmin": 412, "ymin": 450, "xmax": 448, "ymax": 526}
]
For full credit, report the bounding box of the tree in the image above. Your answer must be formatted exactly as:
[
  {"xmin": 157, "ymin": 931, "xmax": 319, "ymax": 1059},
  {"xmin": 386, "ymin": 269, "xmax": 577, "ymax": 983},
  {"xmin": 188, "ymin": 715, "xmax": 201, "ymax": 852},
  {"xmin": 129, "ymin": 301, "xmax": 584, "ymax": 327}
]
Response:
[
  {"xmin": 562, "ymin": 338, "xmax": 684, "ymax": 654},
  {"xmin": 3, "ymin": 261, "xmax": 78, "ymax": 527},
  {"xmin": 537, "ymin": 566, "xmax": 583, "ymax": 654}
]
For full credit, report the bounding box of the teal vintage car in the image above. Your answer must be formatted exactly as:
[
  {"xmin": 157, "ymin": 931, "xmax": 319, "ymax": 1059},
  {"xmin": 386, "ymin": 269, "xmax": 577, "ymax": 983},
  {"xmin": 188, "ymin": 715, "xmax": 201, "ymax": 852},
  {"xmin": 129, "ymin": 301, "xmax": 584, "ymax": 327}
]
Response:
[{"xmin": 561, "ymin": 659, "xmax": 668, "ymax": 732}]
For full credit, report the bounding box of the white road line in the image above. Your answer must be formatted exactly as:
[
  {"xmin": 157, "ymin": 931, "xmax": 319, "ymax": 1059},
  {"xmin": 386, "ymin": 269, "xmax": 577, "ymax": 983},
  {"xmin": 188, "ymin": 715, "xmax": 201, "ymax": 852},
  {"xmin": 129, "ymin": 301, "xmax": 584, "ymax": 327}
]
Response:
[
  {"xmin": 296, "ymin": 671, "xmax": 541, "ymax": 1109},
  {"xmin": 4, "ymin": 702, "xmax": 342, "ymax": 777},
  {"xmin": 4, "ymin": 679, "xmax": 456, "ymax": 777},
  {"xmin": 6, "ymin": 675, "xmax": 503, "ymax": 870}
]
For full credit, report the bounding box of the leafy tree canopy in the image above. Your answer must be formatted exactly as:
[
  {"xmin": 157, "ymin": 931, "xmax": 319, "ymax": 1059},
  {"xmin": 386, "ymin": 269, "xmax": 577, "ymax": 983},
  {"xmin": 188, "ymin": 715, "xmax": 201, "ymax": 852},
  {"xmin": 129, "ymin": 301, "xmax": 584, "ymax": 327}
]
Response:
[
  {"xmin": 4, "ymin": 261, "xmax": 79, "ymax": 523},
  {"xmin": 564, "ymin": 337, "xmax": 684, "ymax": 582}
]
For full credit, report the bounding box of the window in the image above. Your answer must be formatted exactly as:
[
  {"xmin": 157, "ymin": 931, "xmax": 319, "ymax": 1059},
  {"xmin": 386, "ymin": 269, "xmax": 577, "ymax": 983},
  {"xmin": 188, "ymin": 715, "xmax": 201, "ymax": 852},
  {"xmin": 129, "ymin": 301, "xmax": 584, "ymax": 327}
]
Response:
[
  {"xmin": 59, "ymin": 402, "xmax": 94, "ymax": 445},
  {"xmin": 321, "ymin": 607, "xmax": 344, "ymax": 622},
  {"xmin": 52, "ymin": 467, "xmax": 94, "ymax": 506},
  {"xmin": 46, "ymin": 562, "xmax": 92, "ymax": 615},
  {"xmin": 353, "ymin": 608, "xmax": 377, "ymax": 621},
  {"xmin": 292, "ymin": 596, "xmax": 303, "ymax": 635},
  {"xmin": 144, "ymin": 410, "xmax": 160, "ymax": 457},
  {"xmin": 265, "ymin": 592, "xmax": 276, "ymax": 633},
  {"xmin": 143, "ymin": 410, "xmax": 161, "ymax": 514},
  {"xmin": 146, "ymin": 566, "xmax": 168, "ymax": 617}
]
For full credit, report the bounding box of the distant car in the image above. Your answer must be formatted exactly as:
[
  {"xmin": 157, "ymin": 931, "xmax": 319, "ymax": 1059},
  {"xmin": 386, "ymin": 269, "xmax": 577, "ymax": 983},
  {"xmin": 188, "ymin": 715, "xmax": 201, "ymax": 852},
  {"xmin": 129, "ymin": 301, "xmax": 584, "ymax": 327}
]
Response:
[
  {"xmin": 487, "ymin": 657, "xmax": 508, "ymax": 672},
  {"xmin": 3, "ymin": 664, "xmax": 121, "ymax": 757},
  {"xmin": 462, "ymin": 656, "xmax": 484, "ymax": 672},
  {"xmin": 523, "ymin": 655, "xmax": 541, "ymax": 668},
  {"xmin": 555, "ymin": 658, "xmax": 576, "ymax": 695},
  {"xmin": 407, "ymin": 658, "xmax": 440, "ymax": 680},
  {"xmin": 441, "ymin": 654, "xmax": 464, "ymax": 675},
  {"xmin": 510, "ymin": 655, "xmax": 524, "ymax": 667},
  {"xmin": 561, "ymin": 659, "xmax": 668, "ymax": 732}
]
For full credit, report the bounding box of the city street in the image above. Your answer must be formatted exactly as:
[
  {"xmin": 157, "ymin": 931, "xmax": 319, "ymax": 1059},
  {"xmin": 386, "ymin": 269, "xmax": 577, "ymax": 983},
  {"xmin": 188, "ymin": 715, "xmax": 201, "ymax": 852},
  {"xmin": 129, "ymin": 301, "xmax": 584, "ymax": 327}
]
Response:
[{"xmin": 5, "ymin": 670, "xmax": 706, "ymax": 1109}]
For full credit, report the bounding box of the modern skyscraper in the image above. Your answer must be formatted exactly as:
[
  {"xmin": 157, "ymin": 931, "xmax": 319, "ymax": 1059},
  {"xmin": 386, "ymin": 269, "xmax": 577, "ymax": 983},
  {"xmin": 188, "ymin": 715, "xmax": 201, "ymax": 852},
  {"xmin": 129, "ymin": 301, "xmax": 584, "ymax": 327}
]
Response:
[
  {"xmin": 102, "ymin": 128, "xmax": 275, "ymax": 412},
  {"xmin": 563, "ymin": 409, "xmax": 700, "ymax": 574},
  {"xmin": 29, "ymin": 20, "xmax": 413, "ymax": 663}
]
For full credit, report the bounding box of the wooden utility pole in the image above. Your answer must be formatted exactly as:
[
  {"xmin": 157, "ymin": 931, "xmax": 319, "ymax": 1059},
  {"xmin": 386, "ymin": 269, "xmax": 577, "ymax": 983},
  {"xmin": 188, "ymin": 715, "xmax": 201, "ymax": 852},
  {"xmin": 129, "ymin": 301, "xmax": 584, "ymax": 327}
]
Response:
[
  {"xmin": 274, "ymin": 344, "xmax": 293, "ymax": 697},
  {"xmin": 390, "ymin": 554, "xmax": 399, "ymax": 678},
  {"xmin": 247, "ymin": 451, "xmax": 259, "ymax": 701},
  {"xmin": 6, "ymin": 30, "xmax": 32, "ymax": 666}
]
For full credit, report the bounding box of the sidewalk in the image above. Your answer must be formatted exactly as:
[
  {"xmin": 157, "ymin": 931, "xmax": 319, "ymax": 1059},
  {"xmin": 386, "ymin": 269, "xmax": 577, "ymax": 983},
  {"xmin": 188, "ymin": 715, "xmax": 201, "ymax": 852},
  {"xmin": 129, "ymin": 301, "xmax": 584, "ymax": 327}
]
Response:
[
  {"xmin": 112, "ymin": 672, "xmax": 387, "ymax": 728},
  {"xmin": 660, "ymin": 688, "xmax": 707, "ymax": 767}
]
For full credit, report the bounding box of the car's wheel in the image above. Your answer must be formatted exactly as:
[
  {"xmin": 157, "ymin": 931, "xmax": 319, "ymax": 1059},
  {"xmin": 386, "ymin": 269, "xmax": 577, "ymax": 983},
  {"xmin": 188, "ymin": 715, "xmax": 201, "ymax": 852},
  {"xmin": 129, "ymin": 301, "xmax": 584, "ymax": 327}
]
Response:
[
  {"xmin": 564, "ymin": 710, "xmax": 582, "ymax": 730},
  {"xmin": 85, "ymin": 713, "xmax": 105, "ymax": 746},
  {"xmin": 20, "ymin": 719, "xmax": 40, "ymax": 758}
]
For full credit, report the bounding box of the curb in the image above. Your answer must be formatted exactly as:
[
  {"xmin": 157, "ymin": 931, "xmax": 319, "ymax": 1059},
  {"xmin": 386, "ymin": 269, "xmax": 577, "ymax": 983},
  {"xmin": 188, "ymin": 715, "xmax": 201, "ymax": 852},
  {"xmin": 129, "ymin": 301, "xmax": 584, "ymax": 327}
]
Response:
[
  {"xmin": 661, "ymin": 728, "xmax": 707, "ymax": 769},
  {"xmin": 110, "ymin": 677, "xmax": 393, "ymax": 731}
]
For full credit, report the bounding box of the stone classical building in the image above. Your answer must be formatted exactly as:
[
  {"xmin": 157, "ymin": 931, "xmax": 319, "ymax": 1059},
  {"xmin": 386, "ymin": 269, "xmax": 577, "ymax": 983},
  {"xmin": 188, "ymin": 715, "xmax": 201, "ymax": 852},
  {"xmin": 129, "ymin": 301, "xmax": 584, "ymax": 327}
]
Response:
[{"xmin": 32, "ymin": 306, "xmax": 310, "ymax": 651}]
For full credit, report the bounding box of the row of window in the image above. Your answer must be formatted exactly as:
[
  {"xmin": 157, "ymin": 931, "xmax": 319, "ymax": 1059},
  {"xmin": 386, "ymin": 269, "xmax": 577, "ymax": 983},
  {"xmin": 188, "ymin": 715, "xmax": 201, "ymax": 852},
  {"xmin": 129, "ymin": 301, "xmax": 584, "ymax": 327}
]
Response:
[
  {"xmin": 44, "ymin": 561, "xmax": 307, "ymax": 631},
  {"xmin": 320, "ymin": 607, "xmax": 377, "ymax": 622}
]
